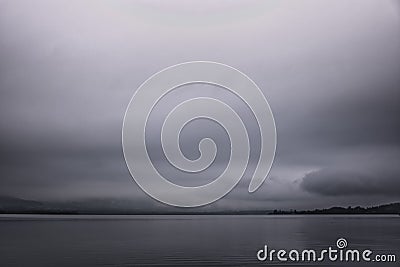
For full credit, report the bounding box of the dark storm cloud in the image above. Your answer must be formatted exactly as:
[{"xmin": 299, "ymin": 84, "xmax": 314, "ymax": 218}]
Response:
[
  {"xmin": 300, "ymin": 145, "xmax": 400, "ymax": 197},
  {"xmin": 293, "ymin": 78, "xmax": 400, "ymax": 149},
  {"xmin": 301, "ymin": 167, "xmax": 400, "ymax": 197},
  {"xmin": 0, "ymin": 0, "xmax": 399, "ymax": 210}
]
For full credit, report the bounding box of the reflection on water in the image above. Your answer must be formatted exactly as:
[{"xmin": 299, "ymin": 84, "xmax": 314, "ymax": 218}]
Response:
[{"xmin": 0, "ymin": 215, "xmax": 398, "ymax": 266}]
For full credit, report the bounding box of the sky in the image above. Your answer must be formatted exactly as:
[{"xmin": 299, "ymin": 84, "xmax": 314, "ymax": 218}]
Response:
[{"xmin": 0, "ymin": 0, "xmax": 399, "ymax": 212}]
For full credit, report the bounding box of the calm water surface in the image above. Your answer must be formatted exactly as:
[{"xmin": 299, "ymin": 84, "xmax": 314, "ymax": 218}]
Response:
[{"xmin": 0, "ymin": 215, "xmax": 398, "ymax": 266}]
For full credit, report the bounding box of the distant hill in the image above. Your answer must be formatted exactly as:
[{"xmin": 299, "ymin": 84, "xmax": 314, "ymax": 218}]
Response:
[
  {"xmin": 0, "ymin": 196, "xmax": 399, "ymax": 215},
  {"xmin": 271, "ymin": 203, "xmax": 400, "ymax": 215}
]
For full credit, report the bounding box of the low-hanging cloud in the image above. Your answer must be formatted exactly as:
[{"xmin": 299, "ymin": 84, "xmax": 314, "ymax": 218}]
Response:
[{"xmin": 300, "ymin": 150, "xmax": 400, "ymax": 197}]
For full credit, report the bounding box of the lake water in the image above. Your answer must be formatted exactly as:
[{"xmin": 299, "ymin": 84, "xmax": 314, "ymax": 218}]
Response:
[{"xmin": 0, "ymin": 215, "xmax": 398, "ymax": 266}]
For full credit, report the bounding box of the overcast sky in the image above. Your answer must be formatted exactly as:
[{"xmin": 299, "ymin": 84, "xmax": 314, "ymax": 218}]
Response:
[{"xmin": 0, "ymin": 0, "xmax": 399, "ymax": 211}]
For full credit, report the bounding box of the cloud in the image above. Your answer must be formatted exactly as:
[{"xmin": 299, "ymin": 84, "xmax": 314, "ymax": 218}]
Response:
[
  {"xmin": 300, "ymin": 151, "xmax": 400, "ymax": 197},
  {"xmin": 0, "ymin": 0, "xmax": 399, "ymax": 210}
]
